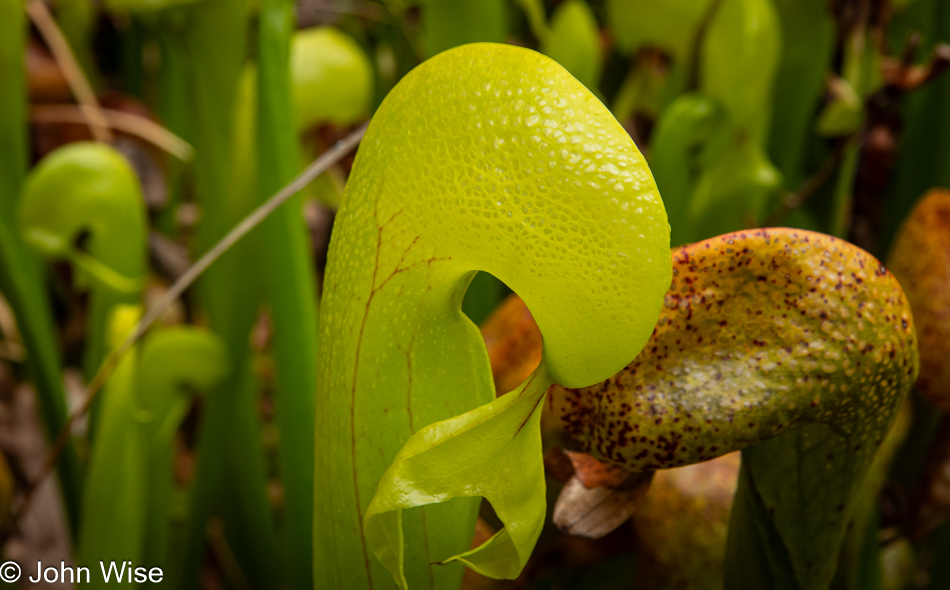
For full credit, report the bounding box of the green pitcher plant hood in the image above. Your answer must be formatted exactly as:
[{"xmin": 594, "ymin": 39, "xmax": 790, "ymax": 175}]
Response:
[
  {"xmin": 551, "ymin": 228, "xmax": 918, "ymax": 588},
  {"xmin": 18, "ymin": 142, "xmax": 146, "ymax": 290},
  {"xmin": 291, "ymin": 27, "xmax": 374, "ymax": 129},
  {"xmin": 18, "ymin": 142, "xmax": 147, "ymax": 378},
  {"xmin": 314, "ymin": 42, "xmax": 671, "ymax": 589},
  {"xmin": 136, "ymin": 327, "xmax": 228, "ymax": 569}
]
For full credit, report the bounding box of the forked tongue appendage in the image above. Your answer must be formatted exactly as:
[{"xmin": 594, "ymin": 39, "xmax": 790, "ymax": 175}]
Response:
[{"xmin": 364, "ymin": 364, "xmax": 554, "ymax": 589}]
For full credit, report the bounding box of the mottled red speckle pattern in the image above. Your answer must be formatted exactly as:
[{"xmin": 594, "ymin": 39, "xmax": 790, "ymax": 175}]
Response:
[{"xmin": 549, "ymin": 228, "xmax": 918, "ymax": 472}]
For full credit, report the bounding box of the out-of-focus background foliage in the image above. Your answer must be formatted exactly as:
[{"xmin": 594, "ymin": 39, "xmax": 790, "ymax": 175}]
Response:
[{"xmin": 1, "ymin": 0, "xmax": 949, "ymax": 588}]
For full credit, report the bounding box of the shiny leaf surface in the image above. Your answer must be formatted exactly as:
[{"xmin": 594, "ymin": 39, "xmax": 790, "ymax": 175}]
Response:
[{"xmin": 315, "ymin": 43, "xmax": 670, "ymax": 589}]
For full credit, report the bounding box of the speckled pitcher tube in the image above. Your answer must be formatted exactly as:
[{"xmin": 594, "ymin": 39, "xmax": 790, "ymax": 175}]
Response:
[{"xmin": 550, "ymin": 228, "xmax": 918, "ymax": 588}]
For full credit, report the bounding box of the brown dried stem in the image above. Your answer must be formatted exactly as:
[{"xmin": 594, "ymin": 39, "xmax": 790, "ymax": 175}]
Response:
[{"xmin": 26, "ymin": 0, "xmax": 113, "ymax": 143}]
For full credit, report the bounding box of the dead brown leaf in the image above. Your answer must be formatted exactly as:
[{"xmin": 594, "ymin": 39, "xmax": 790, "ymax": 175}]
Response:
[{"xmin": 552, "ymin": 471, "xmax": 653, "ymax": 539}]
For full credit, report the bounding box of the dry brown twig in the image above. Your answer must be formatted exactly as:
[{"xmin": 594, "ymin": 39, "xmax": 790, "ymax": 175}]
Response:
[
  {"xmin": 30, "ymin": 104, "xmax": 195, "ymax": 161},
  {"xmin": 26, "ymin": 0, "xmax": 113, "ymax": 143}
]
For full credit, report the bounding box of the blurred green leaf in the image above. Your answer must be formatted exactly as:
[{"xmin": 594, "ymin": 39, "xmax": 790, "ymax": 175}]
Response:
[
  {"xmin": 701, "ymin": 0, "xmax": 781, "ymax": 142},
  {"xmin": 685, "ymin": 135, "xmax": 781, "ymax": 241},
  {"xmin": 0, "ymin": 0, "xmax": 83, "ymax": 531},
  {"xmin": 171, "ymin": 0, "xmax": 279, "ymax": 586},
  {"xmin": 768, "ymin": 0, "xmax": 835, "ymax": 188},
  {"xmin": 607, "ymin": 0, "xmax": 713, "ymax": 61},
  {"xmin": 256, "ymin": 1, "xmax": 322, "ymax": 586},
  {"xmin": 422, "ymin": 0, "xmax": 507, "ymax": 56},
  {"xmin": 648, "ymin": 92, "xmax": 724, "ymax": 246},
  {"xmin": 540, "ymin": 0, "xmax": 602, "ymax": 91}
]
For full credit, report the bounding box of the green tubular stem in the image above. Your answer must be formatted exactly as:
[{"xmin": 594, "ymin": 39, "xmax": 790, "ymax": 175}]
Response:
[
  {"xmin": 136, "ymin": 327, "xmax": 227, "ymax": 572},
  {"xmin": 725, "ymin": 459, "xmax": 800, "ymax": 590},
  {"xmin": 257, "ymin": 0, "xmax": 319, "ymax": 587},
  {"xmin": 832, "ymin": 402, "xmax": 910, "ymax": 589},
  {"xmin": 0, "ymin": 0, "xmax": 82, "ymax": 531},
  {"xmin": 155, "ymin": 29, "xmax": 190, "ymax": 236},
  {"xmin": 830, "ymin": 135, "xmax": 861, "ymax": 239},
  {"xmin": 700, "ymin": 0, "xmax": 781, "ymax": 144},
  {"xmin": 172, "ymin": 1, "xmax": 278, "ymax": 587},
  {"xmin": 767, "ymin": 0, "xmax": 835, "ymax": 189},
  {"xmin": 79, "ymin": 306, "xmax": 147, "ymax": 587},
  {"xmin": 647, "ymin": 93, "xmax": 723, "ymax": 247}
]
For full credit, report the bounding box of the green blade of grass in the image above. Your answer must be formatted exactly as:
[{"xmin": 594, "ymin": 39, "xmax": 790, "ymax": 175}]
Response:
[
  {"xmin": 0, "ymin": 1, "xmax": 82, "ymax": 533},
  {"xmin": 170, "ymin": 1, "xmax": 279, "ymax": 587},
  {"xmin": 255, "ymin": 0, "xmax": 320, "ymax": 587}
]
